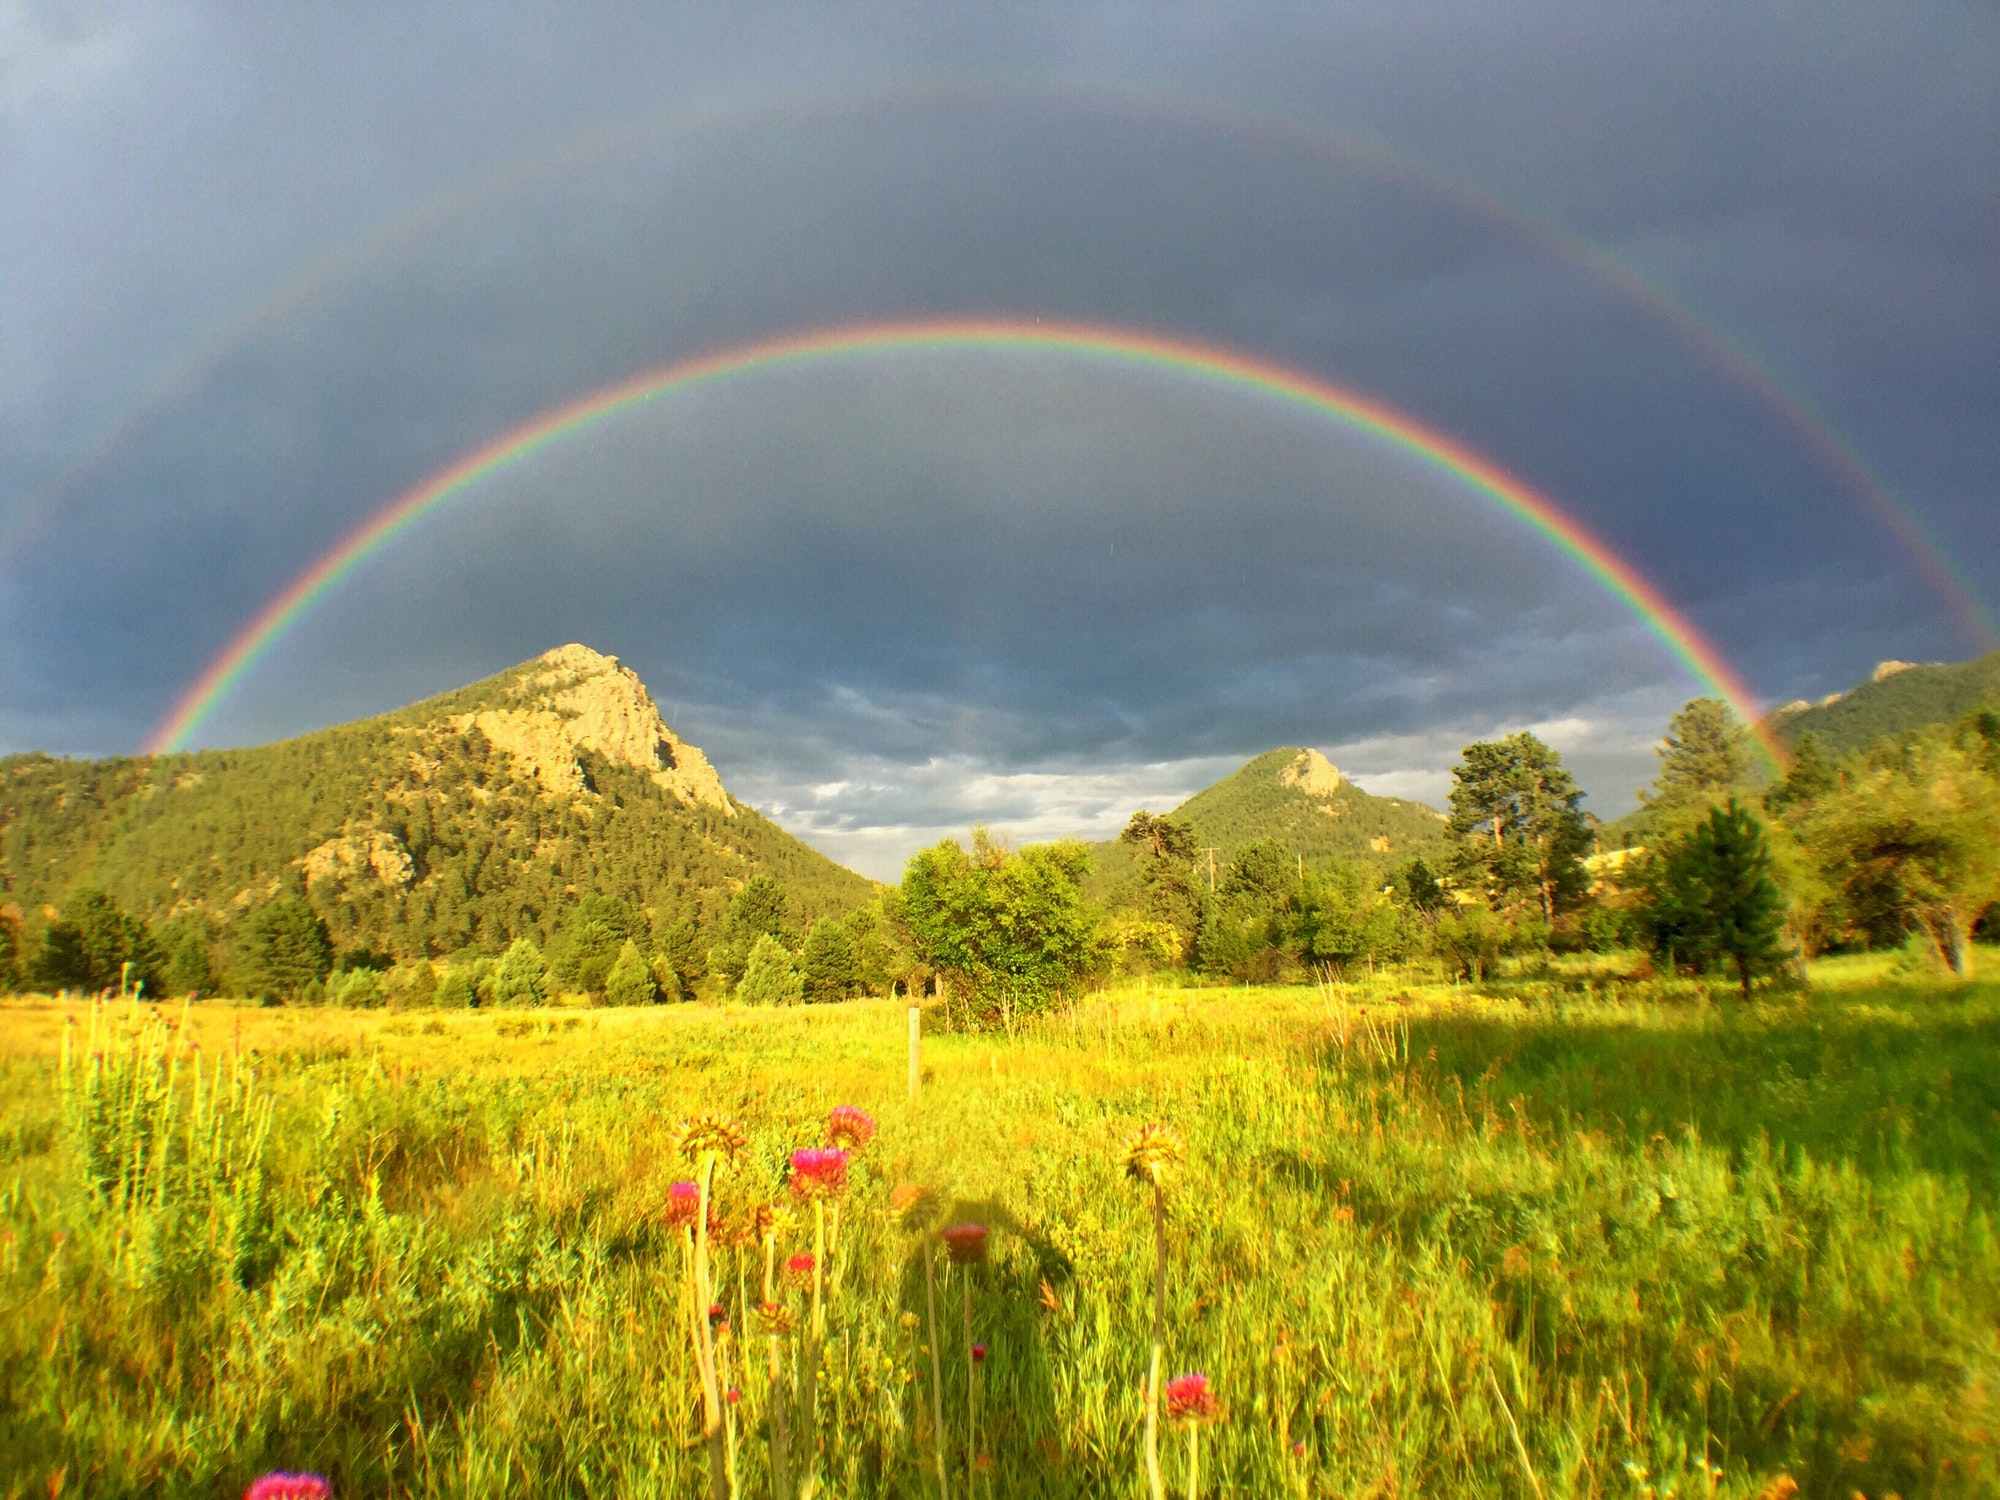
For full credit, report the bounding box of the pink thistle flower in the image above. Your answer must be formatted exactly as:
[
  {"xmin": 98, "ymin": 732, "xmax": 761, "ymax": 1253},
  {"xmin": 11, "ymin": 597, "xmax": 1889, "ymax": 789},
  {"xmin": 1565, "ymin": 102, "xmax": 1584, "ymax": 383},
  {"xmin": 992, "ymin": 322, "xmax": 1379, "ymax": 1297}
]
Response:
[
  {"xmin": 971, "ymin": 1342, "xmax": 987, "ymax": 1364},
  {"xmin": 827, "ymin": 1104, "xmax": 877, "ymax": 1150},
  {"xmin": 1165, "ymin": 1372, "xmax": 1220, "ymax": 1425},
  {"xmin": 788, "ymin": 1147, "xmax": 850, "ymax": 1201},
  {"xmin": 782, "ymin": 1252, "xmax": 816, "ymax": 1290},
  {"xmin": 940, "ymin": 1222, "xmax": 989, "ymax": 1265},
  {"xmin": 664, "ymin": 1180, "xmax": 701, "ymax": 1229},
  {"xmin": 245, "ymin": 1475, "xmax": 330, "ymax": 1500}
]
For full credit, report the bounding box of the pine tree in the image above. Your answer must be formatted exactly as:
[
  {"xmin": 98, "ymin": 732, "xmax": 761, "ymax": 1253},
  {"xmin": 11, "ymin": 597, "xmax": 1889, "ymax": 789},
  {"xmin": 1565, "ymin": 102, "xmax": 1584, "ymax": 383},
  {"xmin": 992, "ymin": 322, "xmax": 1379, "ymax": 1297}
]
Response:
[
  {"xmin": 1645, "ymin": 698, "xmax": 1753, "ymax": 823},
  {"xmin": 737, "ymin": 933, "xmax": 803, "ymax": 1006},
  {"xmin": 1641, "ymin": 800, "xmax": 1790, "ymax": 996},
  {"xmin": 492, "ymin": 937, "xmax": 548, "ymax": 1006},
  {"xmin": 1446, "ymin": 734, "xmax": 1590, "ymax": 922},
  {"xmin": 604, "ymin": 939, "xmax": 657, "ymax": 1007},
  {"xmin": 1767, "ymin": 731, "xmax": 1836, "ymax": 812},
  {"xmin": 166, "ymin": 930, "xmax": 215, "ymax": 997},
  {"xmin": 799, "ymin": 917, "xmax": 858, "ymax": 1003},
  {"xmin": 245, "ymin": 895, "xmax": 334, "ymax": 1002}
]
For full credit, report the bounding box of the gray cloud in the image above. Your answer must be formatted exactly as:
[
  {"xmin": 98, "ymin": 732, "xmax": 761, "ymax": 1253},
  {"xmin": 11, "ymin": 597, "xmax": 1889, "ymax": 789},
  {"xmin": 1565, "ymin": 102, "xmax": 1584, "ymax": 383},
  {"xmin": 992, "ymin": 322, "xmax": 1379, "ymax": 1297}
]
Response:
[{"xmin": 2, "ymin": 3, "xmax": 1994, "ymax": 877}]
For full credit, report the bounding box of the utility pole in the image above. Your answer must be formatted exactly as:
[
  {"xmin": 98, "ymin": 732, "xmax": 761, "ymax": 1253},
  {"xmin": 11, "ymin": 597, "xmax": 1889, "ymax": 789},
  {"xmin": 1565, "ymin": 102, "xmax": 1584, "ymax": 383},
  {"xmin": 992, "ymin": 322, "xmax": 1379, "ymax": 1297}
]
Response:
[{"xmin": 1200, "ymin": 847, "xmax": 1219, "ymax": 892}]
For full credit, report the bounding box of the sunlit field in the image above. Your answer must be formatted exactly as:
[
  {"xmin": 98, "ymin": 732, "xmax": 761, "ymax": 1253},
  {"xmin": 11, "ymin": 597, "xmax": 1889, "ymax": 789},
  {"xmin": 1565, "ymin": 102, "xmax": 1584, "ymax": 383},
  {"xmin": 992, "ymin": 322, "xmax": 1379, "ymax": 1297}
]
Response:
[{"xmin": 3, "ymin": 959, "xmax": 1996, "ymax": 1499}]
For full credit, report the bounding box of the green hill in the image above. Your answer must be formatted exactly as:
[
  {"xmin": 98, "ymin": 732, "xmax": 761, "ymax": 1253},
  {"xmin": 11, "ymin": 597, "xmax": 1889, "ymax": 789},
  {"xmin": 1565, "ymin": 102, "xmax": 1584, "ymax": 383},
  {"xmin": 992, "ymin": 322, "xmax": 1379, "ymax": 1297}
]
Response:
[
  {"xmin": 0, "ymin": 645, "xmax": 873, "ymax": 964},
  {"xmin": 1768, "ymin": 651, "xmax": 2000, "ymax": 757},
  {"xmin": 1089, "ymin": 747, "xmax": 1446, "ymax": 903}
]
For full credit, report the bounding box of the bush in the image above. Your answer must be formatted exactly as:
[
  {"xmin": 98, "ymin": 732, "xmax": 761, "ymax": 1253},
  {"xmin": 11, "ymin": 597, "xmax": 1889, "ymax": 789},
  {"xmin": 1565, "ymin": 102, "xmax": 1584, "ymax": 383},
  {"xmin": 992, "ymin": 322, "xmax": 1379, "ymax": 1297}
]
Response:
[
  {"xmin": 436, "ymin": 970, "xmax": 478, "ymax": 1009},
  {"xmin": 737, "ymin": 934, "xmax": 802, "ymax": 1006}
]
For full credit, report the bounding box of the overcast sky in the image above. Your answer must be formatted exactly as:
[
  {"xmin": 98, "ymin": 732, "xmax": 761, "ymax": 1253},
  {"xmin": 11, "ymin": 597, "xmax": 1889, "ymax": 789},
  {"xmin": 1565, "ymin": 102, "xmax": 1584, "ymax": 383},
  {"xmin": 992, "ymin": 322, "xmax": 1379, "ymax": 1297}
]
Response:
[{"xmin": 3, "ymin": 3, "xmax": 1995, "ymax": 878}]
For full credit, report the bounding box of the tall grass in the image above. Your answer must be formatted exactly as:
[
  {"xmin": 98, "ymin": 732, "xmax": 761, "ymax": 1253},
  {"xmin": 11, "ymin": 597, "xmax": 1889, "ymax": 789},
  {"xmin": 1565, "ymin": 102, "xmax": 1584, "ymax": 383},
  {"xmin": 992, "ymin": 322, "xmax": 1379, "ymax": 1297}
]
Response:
[{"xmin": 0, "ymin": 970, "xmax": 1995, "ymax": 1498}]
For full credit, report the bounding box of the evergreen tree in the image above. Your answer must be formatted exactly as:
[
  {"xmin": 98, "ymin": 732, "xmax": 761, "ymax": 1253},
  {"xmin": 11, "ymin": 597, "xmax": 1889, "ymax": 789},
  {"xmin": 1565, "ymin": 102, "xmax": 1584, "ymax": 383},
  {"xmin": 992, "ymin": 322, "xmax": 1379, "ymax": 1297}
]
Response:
[
  {"xmin": 436, "ymin": 970, "xmax": 478, "ymax": 1008},
  {"xmin": 1766, "ymin": 731, "xmax": 1836, "ymax": 813},
  {"xmin": 166, "ymin": 929, "xmax": 215, "ymax": 997},
  {"xmin": 1645, "ymin": 698, "xmax": 1753, "ymax": 821},
  {"xmin": 1399, "ymin": 856, "xmax": 1445, "ymax": 915},
  {"xmin": 30, "ymin": 888, "xmax": 167, "ymax": 996},
  {"xmin": 1446, "ymin": 733, "xmax": 1590, "ymax": 922},
  {"xmin": 0, "ymin": 907, "xmax": 20, "ymax": 992},
  {"xmin": 726, "ymin": 874, "xmax": 791, "ymax": 948},
  {"xmin": 604, "ymin": 939, "xmax": 657, "ymax": 1006},
  {"xmin": 799, "ymin": 916, "xmax": 859, "ymax": 1003},
  {"xmin": 1641, "ymin": 800, "xmax": 1790, "ymax": 996},
  {"xmin": 245, "ymin": 895, "xmax": 333, "ymax": 1001},
  {"xmin": 492, "ymin": 937, "xmax": 548, "ymax": 1006},
  {"xmin": 738, "ymin": 933, "xmax": 803, "ymax": 1006}
]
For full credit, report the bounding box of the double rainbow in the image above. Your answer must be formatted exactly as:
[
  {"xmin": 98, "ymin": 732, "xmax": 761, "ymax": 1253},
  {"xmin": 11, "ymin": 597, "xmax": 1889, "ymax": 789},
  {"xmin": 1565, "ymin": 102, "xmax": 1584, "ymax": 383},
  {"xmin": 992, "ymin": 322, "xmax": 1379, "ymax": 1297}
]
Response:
[{"xmin": 146, "ymin": 317, "xmax": 1781, "ymax": 770}]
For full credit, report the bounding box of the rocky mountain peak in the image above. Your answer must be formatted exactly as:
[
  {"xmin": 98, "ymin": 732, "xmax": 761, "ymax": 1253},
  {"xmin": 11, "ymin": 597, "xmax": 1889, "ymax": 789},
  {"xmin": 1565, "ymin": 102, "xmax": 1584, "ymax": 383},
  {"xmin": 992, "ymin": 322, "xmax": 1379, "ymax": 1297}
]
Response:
[
  {"xmin": 451, "ymin": 644, "xmax": 734, "ymax": 814},
  {"xmin": 1276, "ymin": 748, "xmax": 1343, "ymax": 797}
]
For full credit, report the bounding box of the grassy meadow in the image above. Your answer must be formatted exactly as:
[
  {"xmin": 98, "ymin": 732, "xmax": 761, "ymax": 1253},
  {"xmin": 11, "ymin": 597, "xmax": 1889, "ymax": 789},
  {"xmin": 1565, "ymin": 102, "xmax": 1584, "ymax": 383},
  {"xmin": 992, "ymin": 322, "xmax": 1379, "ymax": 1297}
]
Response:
[{"xmin": 1, "ymin": 959, "xmax": 1996, "ymax": 1498}]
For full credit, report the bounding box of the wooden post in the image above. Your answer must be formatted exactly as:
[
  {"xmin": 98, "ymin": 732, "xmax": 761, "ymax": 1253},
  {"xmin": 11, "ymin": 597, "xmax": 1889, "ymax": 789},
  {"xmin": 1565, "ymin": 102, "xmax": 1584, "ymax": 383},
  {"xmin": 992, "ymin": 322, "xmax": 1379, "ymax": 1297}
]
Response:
[{"xmin": 908, "ymin": 1005, "xmax": 921, "ymax": 1105}]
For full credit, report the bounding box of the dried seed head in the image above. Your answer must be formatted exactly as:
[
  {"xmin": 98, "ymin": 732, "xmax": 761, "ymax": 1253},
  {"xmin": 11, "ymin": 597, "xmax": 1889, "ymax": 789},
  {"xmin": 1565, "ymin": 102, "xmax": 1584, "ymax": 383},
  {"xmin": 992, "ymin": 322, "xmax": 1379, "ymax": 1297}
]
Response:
[
  {"xmin": 940, "ymin": 1222, "xmax": 990, "ymax": 1265},
  {"xmin": 827, "ymin": 1104, "xmax": 877, "ymax": 1150},
  {"xmin": 755, "ymin": 1299, "xmax": 796, "ymax": 1336},
  {"xmin": 675, "ymin": 1114, "xmax": 749, "ymax": 1165},
  {"xmin": 1122, "ymin": 1123, "xmax": 1185, "ymax": 1186}
]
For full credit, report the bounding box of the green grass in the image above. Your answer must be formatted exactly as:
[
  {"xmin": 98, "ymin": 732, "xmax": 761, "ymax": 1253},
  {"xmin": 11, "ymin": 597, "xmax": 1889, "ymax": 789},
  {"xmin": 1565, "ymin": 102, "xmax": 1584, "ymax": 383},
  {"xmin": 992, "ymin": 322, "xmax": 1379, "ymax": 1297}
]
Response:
[{"xmin": 1, "ymin": 964, "xmax": 1995, "ymax": 1498}]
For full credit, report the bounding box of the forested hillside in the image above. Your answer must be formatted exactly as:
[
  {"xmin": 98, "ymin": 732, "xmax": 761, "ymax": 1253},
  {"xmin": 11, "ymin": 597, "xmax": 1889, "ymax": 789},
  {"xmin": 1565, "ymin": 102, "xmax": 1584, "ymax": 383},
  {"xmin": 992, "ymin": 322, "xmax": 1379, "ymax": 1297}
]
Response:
[
  {"xmin": 0, "ymin": 646, "xmax": 872, "ymax": 969},
  {"xmin": 1769, "ymin": 651, "xmax": 2000, "ymax": 756}
]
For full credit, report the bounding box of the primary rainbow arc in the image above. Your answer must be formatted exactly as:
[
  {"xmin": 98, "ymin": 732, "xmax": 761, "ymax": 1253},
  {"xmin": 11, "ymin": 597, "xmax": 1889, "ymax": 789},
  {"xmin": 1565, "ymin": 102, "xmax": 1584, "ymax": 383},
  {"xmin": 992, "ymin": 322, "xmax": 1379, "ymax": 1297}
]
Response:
[{"xmin": 146, "ymin": 317, "xmax": 1781, "ymax": 771}]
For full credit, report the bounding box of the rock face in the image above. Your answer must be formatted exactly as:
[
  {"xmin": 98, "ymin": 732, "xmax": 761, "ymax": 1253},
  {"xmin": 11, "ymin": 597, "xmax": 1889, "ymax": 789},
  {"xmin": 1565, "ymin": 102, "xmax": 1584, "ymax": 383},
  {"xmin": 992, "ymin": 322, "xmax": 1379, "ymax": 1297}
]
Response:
[
  {"xmin": 454, "ymin": 644, "xmax": 735, "ymax": 815},
  {"xmin": 302, "ymin": 831, "xmax": 414, "ymax": 889},
  {"xmin": 1277, "ymin": 748, "xmax": 1343, "ymax": 798}
]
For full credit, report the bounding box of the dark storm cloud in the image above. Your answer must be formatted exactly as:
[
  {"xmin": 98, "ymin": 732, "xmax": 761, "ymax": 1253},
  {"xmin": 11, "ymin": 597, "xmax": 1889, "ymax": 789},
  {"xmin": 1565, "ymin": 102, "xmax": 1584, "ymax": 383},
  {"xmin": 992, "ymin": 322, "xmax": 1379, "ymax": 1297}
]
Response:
[{"xmin": 2, "ymin": 3, "xmax": 1995, "ymax": 874}]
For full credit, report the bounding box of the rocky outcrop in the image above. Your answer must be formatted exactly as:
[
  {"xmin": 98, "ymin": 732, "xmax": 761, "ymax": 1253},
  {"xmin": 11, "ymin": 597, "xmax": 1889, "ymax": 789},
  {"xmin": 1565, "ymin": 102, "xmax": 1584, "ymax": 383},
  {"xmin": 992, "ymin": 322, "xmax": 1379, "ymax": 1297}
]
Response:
[
  {"xmin": 456, "ymin": 644, "xmax": 735, "ymax": 815},
  {"xmin": 1277, "ymin": 748, "xmax": 1344, "ymax": 797},
  {"xmin": 301, "ymin": 830, "xmax": 415, "ymax": 889}
]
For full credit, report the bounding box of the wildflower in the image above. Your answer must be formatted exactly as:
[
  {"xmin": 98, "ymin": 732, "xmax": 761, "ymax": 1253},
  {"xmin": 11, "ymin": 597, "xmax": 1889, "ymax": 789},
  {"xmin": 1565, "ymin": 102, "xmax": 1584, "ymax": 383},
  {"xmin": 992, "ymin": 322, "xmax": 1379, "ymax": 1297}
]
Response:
[
  {"xmin": 788, "ymin": 1147, "xmax": 850, "ymax": 1200},
  {"xmin": 663, "ymin": 1180, "xmax": 701, "ymax": 1228},
  {"xmin": 707, "ymin": 1302, "xmax": 728, "ymax": 1328},
  {"xmin": 782, "ymin": 1252, "xmax": 816, "ymax": 1290},
  {"xmin": 1292, "ymin": 1441, "xmax": 1307, "ymax": 1458},
  {"xmin": 899, "ymin": 1310, "xmax": 921, "ymax": 1330},
  {"xmin": 244, "ymin": 1476, "xmax": 330, "ymax": 1500},
  {"xmin": 941, "ymin": 1222, "xmax": 989, "ymax": 1264},
  {"xmin": 675, "ymin": 1113, "xmax": 749, "ymax": 1164},
  {"xmin": 827, "ymin": 1104, "xmax": 877, "ymax": 1150},
  {"xmin": 1165, "ymin": 1373, "xmax": 1219, "ymax": 1424},
  {"xmin": 1122, "ymin": 1123, "xmax": 1185, "ymax": 1186},
  {"xmin": 754, "ymin": 1299, "xmax": 796, "ymax": 1336},
  {"xmin": 726, "ymin": 1386, "xmax": 743, "ymax": 1405},
  {"xmin": 971, "ymin": 1342, "xmax": 988, "ymax": 1364}
]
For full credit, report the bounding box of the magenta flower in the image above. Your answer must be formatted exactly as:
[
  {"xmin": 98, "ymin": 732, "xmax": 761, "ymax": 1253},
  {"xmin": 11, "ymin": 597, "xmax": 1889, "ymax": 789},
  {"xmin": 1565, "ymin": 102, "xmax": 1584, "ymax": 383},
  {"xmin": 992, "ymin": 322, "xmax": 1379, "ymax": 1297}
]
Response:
[
  {"xmin": 1165, "ymin": 1372, "xmax": 1220, "ymax": 1424},
  {"xmin": 941, "ymin": 1222, "xmax": 990, "ymax": 1265},
  {"xmin": 827, "ymin": 1104, "xmax": 877, "ymax": 1150},
  {"xmin": 244, "ymin": 1475, "xmax": 329, "ymax": 1500},
  {"xmin": 664, "ymin": 1180, "xmax": 700, "ymax": 1229},
  {"xmin": 788, "ymin": 1147, "xmax": 850, "ymax": 1200}
]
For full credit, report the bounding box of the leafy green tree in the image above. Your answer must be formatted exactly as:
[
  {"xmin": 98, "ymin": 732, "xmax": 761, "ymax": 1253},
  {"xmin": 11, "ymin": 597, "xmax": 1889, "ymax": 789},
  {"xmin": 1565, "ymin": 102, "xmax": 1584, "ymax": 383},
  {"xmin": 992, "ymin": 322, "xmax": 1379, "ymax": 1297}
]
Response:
[
  {"xmin": 331, "ymin": 968, "xmax": 385, "ymax": 1008},
  {"xmin": 1223, "ymin": 839, "xmax": 1293, "ymax": 907},
  {"xmin": 1289, "ymin": 866, "xmax": 1419, "ymax": 976},
  {"xmin": 897, "ymin": 830, "xmax": 1102, "ymax": 1029},
  {"xmin": 656, "ymin": 915, "xmax": 707, "ymax": 991},
  {"xmin": 1644, "ymin": 698, "xmax": 1753, "ymax": 824},
  {"xmin": 550, "ymin": 898, "xmax": 630, "ymax": 992},
  {"xmin": 737, "ymin": 933, "xmax": 803, "ymax": 1006},
  {"xmin": 1446, "ymin": 733, "xmax": 1590, "ymax": 922},
  {"xmin": 1640, "ymin": 801, "xmax": 1790, "ymax": 996},
  {"xmin": 647, "ymin": 954, "xmax": 685, "ymax": 1003},
  {"xmin": 1120, "ymin": 811, "xmax": 1202, "ymax": 952},
  {"xmin": 604, "ymin": 939, "xmax": 657, "ymax": 1006},
  {"xmin": 1805, "ymin": 732, "xmax": 2000, "ymax": 974},
  {"xmin": 1399, "ymin": 856, "xmax": 1445, "ymax": 915},
  {"xmin": 799, "ymin": 916, "xmax": 859, "ymax": 1003},
  {"xmin": 492, "ymin": 937, "xmax": 548, "ymax": 1006},
  {"xmin": 31, "ymin": 888, "xmax": 167, "ymax": 996},
  {"xmin": 245, "ymin": 895, "xmax": 333, "ymax": 1001}
]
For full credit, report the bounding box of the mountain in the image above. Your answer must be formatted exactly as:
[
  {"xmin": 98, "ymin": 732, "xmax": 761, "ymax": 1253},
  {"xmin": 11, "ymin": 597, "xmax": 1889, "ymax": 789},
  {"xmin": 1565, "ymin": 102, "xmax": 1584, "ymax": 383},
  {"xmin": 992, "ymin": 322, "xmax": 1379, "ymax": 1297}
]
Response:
[
  {"xmin": 1088, "ymin": 747, "xmax": 1446, "ymax": 904},
  {"xmin": 0, "ymin": 645, "xmax": 874, "ymax": 963},
  {"xmin": 1767, "ymin": 651, "xmax": 2000, "ymax": 758}
]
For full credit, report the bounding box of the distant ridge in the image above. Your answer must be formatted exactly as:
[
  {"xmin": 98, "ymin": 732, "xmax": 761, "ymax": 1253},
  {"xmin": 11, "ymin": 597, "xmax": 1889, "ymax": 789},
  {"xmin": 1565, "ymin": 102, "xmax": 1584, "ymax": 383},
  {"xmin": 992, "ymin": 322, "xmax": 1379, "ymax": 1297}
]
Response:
[
  {"xmin": 0, "ymin": 645, "xmax": 873, "ymax": 961},
  {"xmin": 1766, "ymin": 650, "xmax": 2000, "ymax": 757},
  {"xmin": 1172, "ymin": 748, "xmax": 1446, "ymax": 866}
]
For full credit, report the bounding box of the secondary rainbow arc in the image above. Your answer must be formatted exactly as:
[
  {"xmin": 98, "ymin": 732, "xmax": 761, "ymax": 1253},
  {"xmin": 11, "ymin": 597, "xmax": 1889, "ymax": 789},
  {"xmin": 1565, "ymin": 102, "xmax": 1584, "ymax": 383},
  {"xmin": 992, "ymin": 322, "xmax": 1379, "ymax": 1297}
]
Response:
[{"xmin": 145, "ymin": 318, "xmax": 1782, "ymax": 772}]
